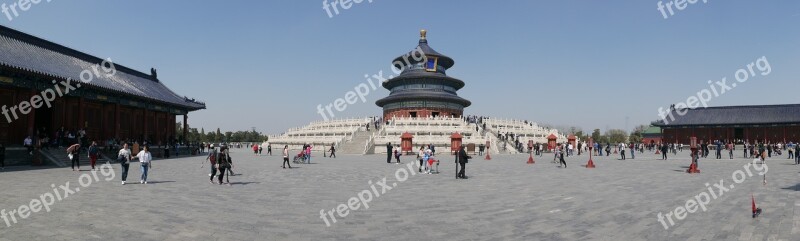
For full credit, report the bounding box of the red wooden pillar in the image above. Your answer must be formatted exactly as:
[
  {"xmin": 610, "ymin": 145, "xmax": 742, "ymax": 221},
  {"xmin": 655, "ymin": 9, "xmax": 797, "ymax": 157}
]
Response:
[
  {"xmin": 114, "ymin": 103, "xmax": 120, "ymax": 139},
  {"xmin": 783, "ymin": 126, "xmax": 787, "ymax": 143},
  {"xmin": 143, "ymin": 109, "xmax": 148, "ymax": 141},
  {"xmin": 183, "ymin": 114, "xmax": 188, "ymax": 142},
  {"xmin": 78, "ymin": 97, "xmax": 85, "ymax": 129},
  {"xmin": 27, "ymin": 90, "xmax": 36, "ymax": 136},
  {"xmin": 154, "ymin": 112, "xmax": 160, "ymax": 143}
]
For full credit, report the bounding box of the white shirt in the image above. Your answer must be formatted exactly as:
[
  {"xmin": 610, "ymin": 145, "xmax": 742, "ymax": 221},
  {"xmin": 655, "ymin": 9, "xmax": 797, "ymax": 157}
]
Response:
[
  {"xmin": 118, "ymin": 148, "xmax": 132, "ymax": 159},
  {"xmin": 137, "ymin": 151, "xmax": 152, "ymax": 164}
]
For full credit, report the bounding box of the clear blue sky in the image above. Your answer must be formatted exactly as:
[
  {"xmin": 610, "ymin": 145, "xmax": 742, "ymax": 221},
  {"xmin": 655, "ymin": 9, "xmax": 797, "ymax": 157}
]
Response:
[{"xmin": 2, "ymin": 0, "xmax": 798, "ymax": 135}]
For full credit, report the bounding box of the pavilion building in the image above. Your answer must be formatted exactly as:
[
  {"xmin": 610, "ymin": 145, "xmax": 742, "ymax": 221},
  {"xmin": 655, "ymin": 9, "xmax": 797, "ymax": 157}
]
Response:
[
  {"xmin": 653, "ymin": 104, "xmax": 800, "ymax": 144},
  {"xmin": 0, "ymin": 25, "xmax": 205, "ymax": 146},
  {"xmin": 375, "ymin": 30, "xmax": 471, "ymax": 120}
]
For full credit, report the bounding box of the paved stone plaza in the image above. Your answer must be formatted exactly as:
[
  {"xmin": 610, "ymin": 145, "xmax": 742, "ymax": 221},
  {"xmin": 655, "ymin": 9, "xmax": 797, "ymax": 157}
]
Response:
[{"xmin": 0, "ymin": 149, "xmax": 798, "ymax": 241}]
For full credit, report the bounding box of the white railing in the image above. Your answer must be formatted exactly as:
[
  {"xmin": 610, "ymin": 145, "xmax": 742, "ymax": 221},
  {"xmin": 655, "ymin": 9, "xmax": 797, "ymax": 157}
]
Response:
[{"xmin": 363, "ymin": 136, "xmax": 374, "ymax": 154}]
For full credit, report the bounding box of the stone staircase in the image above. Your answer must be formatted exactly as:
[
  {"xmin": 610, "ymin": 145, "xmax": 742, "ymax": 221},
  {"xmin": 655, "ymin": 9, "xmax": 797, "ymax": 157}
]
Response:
[
  {"xmin": 485, "ymin": 129, "xmax": 518, "ymax": 155},
  {"xmin": 338, "ymin": 129, "xmax": 376, "ymax": 155},
  {"xmin": 38, "ymin": 148, "xmax": 115, "ymax": 168}
]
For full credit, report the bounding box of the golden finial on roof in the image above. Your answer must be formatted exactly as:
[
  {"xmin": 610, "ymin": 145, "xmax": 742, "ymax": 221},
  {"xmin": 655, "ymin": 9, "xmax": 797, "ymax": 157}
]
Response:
[{"xmin": 420, "ymin": 29, "xmax": 427, "ymax": 40}]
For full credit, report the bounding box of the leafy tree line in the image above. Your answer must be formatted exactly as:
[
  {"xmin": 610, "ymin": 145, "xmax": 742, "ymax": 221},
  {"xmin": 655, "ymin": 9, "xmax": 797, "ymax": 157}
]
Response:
[
  {"xmin": 176, "ymin": 123, "xmax": 269, "ymax": 143},
  {"xmin": 552, "ymin": 124, "xmax": 651, "ymax": 144}
]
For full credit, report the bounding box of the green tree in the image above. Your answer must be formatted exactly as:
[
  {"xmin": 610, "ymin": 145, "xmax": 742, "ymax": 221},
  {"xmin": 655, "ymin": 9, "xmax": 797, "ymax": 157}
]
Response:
[
  {"xmin": 591, "ymin": 129, "xmax": 601, "ymax": 142},
  {"xmin": 605, "ymin": 129, "xmax": 628, "ymax": 143},
  {"xmin": 628, "ymin": 125, "xmax": 648, "ymax": 143}
]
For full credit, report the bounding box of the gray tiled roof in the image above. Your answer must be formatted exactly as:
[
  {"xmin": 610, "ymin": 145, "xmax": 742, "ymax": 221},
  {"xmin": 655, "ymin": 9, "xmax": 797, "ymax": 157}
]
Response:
[
  {"xmin": 0, "ymin": 25, "xmax": 205, "ymax": 110},
  {"xmin": 393, "ymin": 38, "xmax": 455, "ymax": 69},
  {"xmin": 654, "ymin": 104, "xmax": 800, "ymax": 126}
]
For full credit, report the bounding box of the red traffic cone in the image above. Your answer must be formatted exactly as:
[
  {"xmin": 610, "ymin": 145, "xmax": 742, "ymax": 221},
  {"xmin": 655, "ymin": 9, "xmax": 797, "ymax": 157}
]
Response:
[
  {"xmin": 527, "ymin": 153, "xmax": 535, "ymax": 164},
  {"xmin": 485, "ymin": 152, "xmax": 492, "ymax": 160}
]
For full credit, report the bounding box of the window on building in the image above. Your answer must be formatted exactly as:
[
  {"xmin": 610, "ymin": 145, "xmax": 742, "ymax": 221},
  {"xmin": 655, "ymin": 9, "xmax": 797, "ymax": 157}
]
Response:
[{"xmin": 425, "ymin": 57, "xmax": 438, "ymax": 72}]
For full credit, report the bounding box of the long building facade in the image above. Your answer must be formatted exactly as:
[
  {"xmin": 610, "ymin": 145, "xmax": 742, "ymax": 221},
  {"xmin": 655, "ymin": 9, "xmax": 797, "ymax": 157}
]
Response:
[
  {"xmin": 653, "ymin": 104, "xmax": 800, "ymax": 144},
  {"xmin": 375, "ymin": 30, "xmax": 471, "ymax": 120},
  {"xmin": 0, "ymin": 25, "xmax": 205, "ymax": 145}
]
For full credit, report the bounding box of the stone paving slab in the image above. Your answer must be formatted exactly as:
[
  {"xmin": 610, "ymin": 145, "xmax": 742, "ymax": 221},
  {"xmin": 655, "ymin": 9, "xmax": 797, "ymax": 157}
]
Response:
[{"xmin": 0, "ymin": 149, "xmax": 797, "ymax": 240}]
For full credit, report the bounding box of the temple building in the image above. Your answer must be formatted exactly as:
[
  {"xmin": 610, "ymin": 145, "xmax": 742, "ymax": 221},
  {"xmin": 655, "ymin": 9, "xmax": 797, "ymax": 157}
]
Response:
[
  {"xmin": 653, "ymin": 104, "xmax": 800, "ymax": 144},
  {"xmin": 269, "ymin": 30, "xmax": 566, "ymax": 155},
  {"xmin": 375, "ymin": 30, "xmax": 471, "ymax": 120},
  {"xmin": 0, "ymin": 25, "xmax": 205, "ymax": 145}
]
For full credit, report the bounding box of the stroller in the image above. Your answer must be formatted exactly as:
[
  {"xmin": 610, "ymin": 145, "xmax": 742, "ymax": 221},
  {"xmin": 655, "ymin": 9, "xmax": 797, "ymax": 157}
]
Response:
[{"xmin": 293, "ymin": 150, "xmax": 306, "ymax": 164}]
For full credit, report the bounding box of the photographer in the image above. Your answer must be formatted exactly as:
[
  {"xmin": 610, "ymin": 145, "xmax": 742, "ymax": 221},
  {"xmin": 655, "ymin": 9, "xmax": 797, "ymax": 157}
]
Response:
[{"xmin": 456, "ymin": 146, "xmax": 471, "ymax": 179}]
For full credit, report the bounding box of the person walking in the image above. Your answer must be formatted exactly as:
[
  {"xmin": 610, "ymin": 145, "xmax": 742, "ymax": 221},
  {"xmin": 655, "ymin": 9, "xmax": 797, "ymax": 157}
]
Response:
[
  {"xmin": 394, "ymin": 146, "xmax": 402, "ymax": 163},
  {"xmin": 328, "ymin": 144, "xmax": 336, "ymax": 158},
  {"xmin": 88, "ymin": 141, "xmax": 99, "ymax": 170},
  {"xmin": 795, "ymin": 143, "xmax": 800, "ymax": 165},
  {"xmin": 767, "ymin": 144, "xmax": 773, "ymax": 158},
  {"xmin": 661, "ymin": 144, "xmax": 668, "ymax": 160},
  {"xmin": 597, "ymin": 142, "xmax": 602, "ymax": 156},
  {"xmin": 118, "ymin": 143, "xmax": 132, "ymax": 185},
  {"xmin": 258, "ymin": 145, "xmax": 263, "ymax": 155},
  {"xmin": 620, "ymin": 143, "xmax": 626, "ymax": 160},
  {"xmin": 715, "ymin": 140, "xmax": 722, "ymax": 159},
  {"xmin": 629, "ymin": 142, "xmax": 635, "ymax": 159},
  {"xmin": 217, "ymin": 147, "xmax": 232, "ymax": 185},
  {"xmin": 456, "ymin": 146, "xmax": 471, "ymax": 179},
  {"xmin": 132, "ymin": 146, "xmax": 152, "ymax": 184},
  {"xmin": 386, "ymin": 142, "xmax": 393, "ymax": 163},
  {"xmin": 305, "ymin": 144, "xmax": 312, "ymax": 164},
  {"xmin": 67, "ymin": 143, "xmax": 81, "ymax": 171},
  {"xmin": 559, "ymin": 150, "xmax": 567, "ymax": 168},
  {"xmin": 282, "ymin": 145, "xmax": 292, "ymax": 169},
  {"xmin": 205, "ymin": 145, "xmax": 218, "ymax": 179},
  {"xmin": 744, "ymin": 142, "xmax": 749, "ymax": 158},
  {"xmin": 24, "ymin": 135, "xmax": 33, "ymax": 155},
  {"xmin": 267, "ymin": 144, "xmax": 272, "ymax": 156},
  {"xmin": 727, "ymin": 142, "xmax": 734, "ymax": 159},
  {"xmin": 417, "ymin": 146, "xmax": 425, "ymax": 173},
  {"xmin": 253, "ymin": 144, "xmax": 259, "ymax": 156}
]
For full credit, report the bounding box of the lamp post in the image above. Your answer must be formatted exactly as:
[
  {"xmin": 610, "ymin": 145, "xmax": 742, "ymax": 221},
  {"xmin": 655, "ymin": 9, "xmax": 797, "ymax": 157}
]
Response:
[
  {"xmin": 586, "ymin": 138, "xmax": 595, "ymax": 168},
  {"xmin": 688, "ymin": 137, "xmax": 700, "ymax": 173},
  {"xmin": 527, "ymin": 140, "xmax": 535, "ymax": 164}
]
